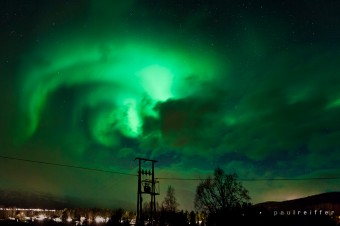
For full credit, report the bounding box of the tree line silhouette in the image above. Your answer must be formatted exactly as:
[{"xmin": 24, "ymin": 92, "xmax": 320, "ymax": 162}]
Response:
[{"xmin": 0, "ymin": 167, "xmax": 338, "ymax": 226}]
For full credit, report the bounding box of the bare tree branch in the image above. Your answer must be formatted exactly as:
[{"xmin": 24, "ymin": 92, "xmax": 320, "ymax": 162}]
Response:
[{"xmin": 194, "ymin": 167, "xmax": 251, "ymax": 215}]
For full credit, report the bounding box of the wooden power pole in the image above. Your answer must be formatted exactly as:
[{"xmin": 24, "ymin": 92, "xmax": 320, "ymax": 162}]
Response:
[{"xmin": 135, "ymin": 157, "xmax": 159, "ymax": 226}]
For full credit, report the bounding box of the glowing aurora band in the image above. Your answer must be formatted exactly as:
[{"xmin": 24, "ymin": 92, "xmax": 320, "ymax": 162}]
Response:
[{"xmin": 18, "ymin": 40, "xmax": 222, "ymax": 146}]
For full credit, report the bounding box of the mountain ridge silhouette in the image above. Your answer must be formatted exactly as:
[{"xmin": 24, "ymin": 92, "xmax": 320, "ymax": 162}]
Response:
[{"xmin": 254, "ymin": 191, "xmax": 340, "ymax": 215}]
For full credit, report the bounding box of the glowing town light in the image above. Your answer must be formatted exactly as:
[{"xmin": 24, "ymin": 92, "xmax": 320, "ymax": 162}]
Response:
[
  {"xmin": 80, "ymin": 216, "xmax": 86, "ymax": 224},
  {"xmin": 53, "ymin": 218, "xmax": 62, "ymax": 222},
  {"xmin": 95, "ymin": 216, "xmax": 105, "ymax": 224},
  {"xmin": 36, "ymin": 214, "xmax": 46, "ymax": 221}
]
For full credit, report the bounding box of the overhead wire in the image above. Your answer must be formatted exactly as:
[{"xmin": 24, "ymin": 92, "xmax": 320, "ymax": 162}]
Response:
[
  {"xmin": 0, "ymin": 154, "xmax": 136, "ymax": 176},
  {"xmin": 0, "ymin": 154, "xmax": 339, "ymax": 182},
  {"xmin": 156, "ymin": 176, "xmax": 340, "ymax": 181}
]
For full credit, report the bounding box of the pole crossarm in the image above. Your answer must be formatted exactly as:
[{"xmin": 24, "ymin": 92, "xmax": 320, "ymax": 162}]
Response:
[{"xmin": 135, "ymin": 157, "xmax": 158, "ymax": 162}]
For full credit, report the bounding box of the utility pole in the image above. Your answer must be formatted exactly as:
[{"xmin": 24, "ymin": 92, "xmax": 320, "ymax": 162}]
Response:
[{"xmin": 135, "ymin": 157, "xmax": 159, "ymax": 226}]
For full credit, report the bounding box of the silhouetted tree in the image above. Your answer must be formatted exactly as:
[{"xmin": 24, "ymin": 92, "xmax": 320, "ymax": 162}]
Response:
[
  {"xmin": 162, "ymin": 185, "xmax": 179, "ymax": 212},
  {"xmin": 158, "ymin": 186, "xmax": 187, "ymax": 226},
  {"xmin": 194, "ymin": 167, "xmax": 250, "ymax": 217},
  {"xmin": 189, "ymin": 211, "xmax": 197, "ymax": 225}
]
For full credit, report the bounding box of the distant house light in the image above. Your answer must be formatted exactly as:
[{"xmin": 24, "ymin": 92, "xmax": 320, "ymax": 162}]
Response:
[{"xmin": 95, "ymin": 216, "xmax": 105, "ymax": 224}]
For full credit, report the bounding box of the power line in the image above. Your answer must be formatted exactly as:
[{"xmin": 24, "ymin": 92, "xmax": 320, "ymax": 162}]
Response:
[
  {"xmin": 156, "ymin": 176, "xmax": 340, "ymax": 181},
  {"xmin": 0, "ymin": 154, "xmax": 339, "ymax": 182},
  {"xmin": 0, "ymin": 155, "xmax": 136, "ymax": 176},
  {"xmin": 240, "ymin": 177, "xmax": 340, "ymax": 181},
  {"xmin": 157, "ymin": 177, "xmax": 203, "ymax": 181}
]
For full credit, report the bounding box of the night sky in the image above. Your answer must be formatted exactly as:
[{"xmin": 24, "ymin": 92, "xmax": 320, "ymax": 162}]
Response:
[{"xmin": 1, "ymin": 0, "xmax": 340, "ymax": 210}]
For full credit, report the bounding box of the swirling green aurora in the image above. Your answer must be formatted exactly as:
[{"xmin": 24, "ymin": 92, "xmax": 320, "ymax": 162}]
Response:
[{"xmin": 1, "ymin": 0, "xmax": 339, "ymax": 210}]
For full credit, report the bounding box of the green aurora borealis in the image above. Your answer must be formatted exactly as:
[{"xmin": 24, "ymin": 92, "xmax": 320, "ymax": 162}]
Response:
[
  {"xmin": 1, "ymin": 0, "xmax": 340, "ymax": 210},
  {"xmin": 19, "ymin": 38, "xmax": 221, "ymax": 144}
]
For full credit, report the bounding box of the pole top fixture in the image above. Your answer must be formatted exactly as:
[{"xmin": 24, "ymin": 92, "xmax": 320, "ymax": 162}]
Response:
[{"xmin": 135, "ymin": 157, "xmax": 158, "ymax": 162}]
